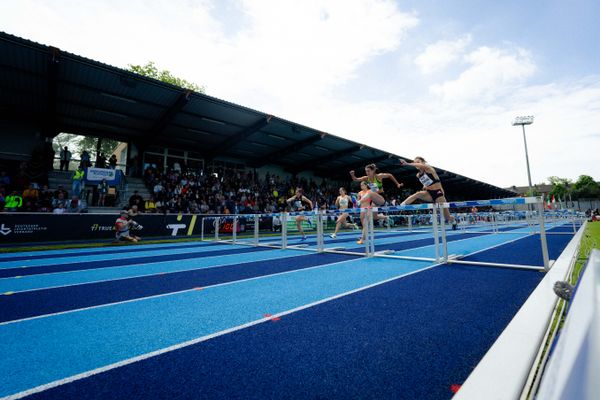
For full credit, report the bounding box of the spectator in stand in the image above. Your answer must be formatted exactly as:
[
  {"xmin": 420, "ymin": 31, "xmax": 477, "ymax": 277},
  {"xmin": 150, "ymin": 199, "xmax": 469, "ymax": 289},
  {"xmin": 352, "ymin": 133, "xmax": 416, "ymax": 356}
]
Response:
[
  {"xmin": 109, "ymin": 154, "xmax": 117, "ymax": 169},
  {"xmin": 80, "ymin": 150, "xmax": 91, "ymax": 169},
  {"xmin": 97, "ymin": 178, "xmax": 109, "ymax": 206},
  {"xmin": 0, "ymin": 189, "xmax": 5, "ymax": 211},
  {"xmin": 5, "ymin": 191, "xmax": 23, "ymax": 211},
  {"xmin": 96, "ymin": 153, "xmax": 106, "ymax": 168},
  {"xmin": 52, "ymin": 191, "xmax": 67, "ymax": 209},
  {"xmin": 38, "ymin": 185, "xmax": 54, "ymax": 212},
  {"xmin": 54, "ymin": 184, "xmax": 69, "ymax": 200},
  {"xmin": 128, "ymin": 204, "xmax": 140, "ymax": 217},
  {"xmin": 22, "ymin": 183, "xmax": 39, "ymax": 204},
  {"xmin": 155, "ymin": 198, "xmax": 166, "ymax": 214},
  {"xmin": 141, "ymin": 165, "xmax": 348, "ymax": 216},
  {"xmin": 66, "ymin": 196, "xmax": 86, "ymax": 213},
  {"xmin": 129, "ymin": 190, "xmax": 144, "ymax": 211},
  {"xmin": 72, "ymin": 165, "xmax": 85, "ymax": 197},
  {"xmin": 60, "ymin": 146, "xmax": 72, "ymax": 171},
  {"xmin": 22, "ymin": 198, "xmax": 37, "ymax": 212},
  {"xmin": 53, "ymin": 202, "xmax": 66, "ymax": 214},
  {"xmin": 153, "ymin": 181, "xmax": 164, "ymax": 196},
  {"xmin": 144, "ymin": 195, "xmax": 157, "ymax": 213}
]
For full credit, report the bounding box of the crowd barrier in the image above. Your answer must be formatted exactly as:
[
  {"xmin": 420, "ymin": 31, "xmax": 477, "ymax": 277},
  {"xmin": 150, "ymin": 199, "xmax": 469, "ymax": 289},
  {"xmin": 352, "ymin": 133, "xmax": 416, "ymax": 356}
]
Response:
[{"xmin": 0, "ymin": 198, "xmax": 586, "ymax": 255}]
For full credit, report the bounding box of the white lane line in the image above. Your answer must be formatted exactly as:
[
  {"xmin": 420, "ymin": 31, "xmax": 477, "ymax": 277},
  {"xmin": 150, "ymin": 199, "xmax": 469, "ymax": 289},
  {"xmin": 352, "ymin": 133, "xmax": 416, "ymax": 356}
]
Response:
[
  {"xmin": 0, "ymin": 259, "xmax": 441, "ymax": 400},
  {"xmin": 0, "ymin": 243, "xmax": 246, "ymax": 270},
  {"xmin": 1, "ymin": 228, "xmax": 551, "ymax": 399},
  {"xmin": 0, "ymin": 248, "xmax": 314, "ymax": 295},
  {"xmin": 0, "ymin": 245, "xmax": 271, "ymax": 281},
  {"xmin": 0, "ymin": 241, "xmax": 215, "ymax": 260},
  {"xmin": 0, "ymin": 256, "xmax": 362, "ymax": 326}
]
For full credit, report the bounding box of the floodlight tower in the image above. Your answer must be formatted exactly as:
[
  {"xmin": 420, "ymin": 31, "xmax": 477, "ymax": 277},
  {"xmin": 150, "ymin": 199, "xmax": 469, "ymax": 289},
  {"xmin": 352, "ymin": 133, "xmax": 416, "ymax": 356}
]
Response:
[{"xmin": 512, "ymin": 115, "xmax": 535, "ymax": 196}]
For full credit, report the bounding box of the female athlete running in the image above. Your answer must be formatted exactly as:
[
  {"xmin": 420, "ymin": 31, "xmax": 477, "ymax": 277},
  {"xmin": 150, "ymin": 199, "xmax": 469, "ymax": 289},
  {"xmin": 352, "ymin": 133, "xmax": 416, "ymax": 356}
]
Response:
[
  {"xmin": 400, "ymin": 157, "xmax": 457, "ymax": 229},
  {"xmin": 349, "ymin": 163, "xmax": 403, "ymax": 207},
  {"xmin": 286, "ymin": 187, "xmax": 313, "ymax": 241},
  {"xmin": 330, "ymin": 187, "xmax": 358, "ymax": 239}
]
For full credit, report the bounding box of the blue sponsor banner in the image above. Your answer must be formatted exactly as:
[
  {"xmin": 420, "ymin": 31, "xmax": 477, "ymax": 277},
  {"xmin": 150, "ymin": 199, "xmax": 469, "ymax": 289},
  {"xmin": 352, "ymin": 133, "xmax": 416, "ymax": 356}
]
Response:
[{"xmin": 447, "ymin": 198, "xmax": 527, "ymax": 208}]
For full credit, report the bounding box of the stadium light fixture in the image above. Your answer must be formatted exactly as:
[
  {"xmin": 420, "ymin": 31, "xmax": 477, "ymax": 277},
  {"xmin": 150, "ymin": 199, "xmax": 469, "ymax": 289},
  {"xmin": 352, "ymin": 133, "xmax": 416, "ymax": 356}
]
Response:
[{"xmin": 512, "ymin": 115, "xmax": 535, "ymax": 196}]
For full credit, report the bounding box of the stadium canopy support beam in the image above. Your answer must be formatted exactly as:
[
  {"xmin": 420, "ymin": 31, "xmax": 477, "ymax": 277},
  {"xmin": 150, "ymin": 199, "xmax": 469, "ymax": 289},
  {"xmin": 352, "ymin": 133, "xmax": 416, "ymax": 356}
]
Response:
[
  {"xmin": 43, "ymin": 46, "xmax": 60, "ymax": 138},
  {"xmin": 208, "ymin": 115, "xmax": 272, "ymax": 161},
  {"xmin": 251, "ymin": 131, "xmax": 324, "ymax": 167},
  {"xmin": 147, "ymin": 89, "xmax": 192, "ymax": 139}
]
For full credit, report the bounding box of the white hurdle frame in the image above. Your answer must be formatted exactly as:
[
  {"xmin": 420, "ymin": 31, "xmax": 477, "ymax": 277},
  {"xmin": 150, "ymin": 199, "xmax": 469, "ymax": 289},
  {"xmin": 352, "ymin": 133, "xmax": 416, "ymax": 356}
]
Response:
[
  {"xmin": 441, "ymin": 197, "xmax": 550, "ymax": 271},
  {"xmin": 195, "ymin": 196, "xmax": 581, "ymax": 273}
]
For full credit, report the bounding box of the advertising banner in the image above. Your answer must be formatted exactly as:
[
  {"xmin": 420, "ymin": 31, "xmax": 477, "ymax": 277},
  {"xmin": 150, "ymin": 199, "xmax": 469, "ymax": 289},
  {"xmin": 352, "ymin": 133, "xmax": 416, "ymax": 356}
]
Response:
[
  {"xmin": 0, "ymin": 213, "xmax": 209, "ymax": 243},
  {"xmin": 85, "ymin": 168, "xmax": 122, "ymax": 185}
]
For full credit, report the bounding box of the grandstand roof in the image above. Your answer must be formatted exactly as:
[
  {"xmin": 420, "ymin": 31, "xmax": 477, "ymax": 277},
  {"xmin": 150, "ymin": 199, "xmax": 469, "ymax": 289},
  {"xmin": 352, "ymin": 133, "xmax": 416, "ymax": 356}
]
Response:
[{"xmin": 0, "ymin": 31, "xmax": 516, "ymax": 199}]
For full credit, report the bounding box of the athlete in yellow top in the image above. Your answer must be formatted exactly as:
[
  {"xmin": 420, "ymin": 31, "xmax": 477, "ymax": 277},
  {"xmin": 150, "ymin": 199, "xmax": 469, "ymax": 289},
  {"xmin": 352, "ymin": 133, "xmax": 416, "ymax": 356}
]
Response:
[{"xmin": 349, "ymin": 163, "xmax": 403, "ymax": 208}]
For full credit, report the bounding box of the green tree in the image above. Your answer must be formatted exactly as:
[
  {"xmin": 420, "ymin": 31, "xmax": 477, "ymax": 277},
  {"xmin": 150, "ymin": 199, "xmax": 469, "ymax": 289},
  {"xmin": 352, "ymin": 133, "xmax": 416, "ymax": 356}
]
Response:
[
  {"xmin": 548, "ymin": 176, "xmax": 572, "ymax": 201},
  {"xmin": 127, "ymin": 61, "xmax": 205, "ymax": 93},
  {"xmin": 78, "ymin": 136, "xmax": 120, "ymax": 160},
  {"xmin": 53, "ymin": 133, "xmax": 121, "ymax": 163},
  {"xmin": 572, "ymin": 175, "xmax": 600, "ymax": 199}
]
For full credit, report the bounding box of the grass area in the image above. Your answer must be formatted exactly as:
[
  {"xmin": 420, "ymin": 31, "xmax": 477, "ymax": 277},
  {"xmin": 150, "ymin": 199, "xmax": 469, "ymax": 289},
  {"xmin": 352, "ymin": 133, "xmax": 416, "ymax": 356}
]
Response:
[{"xmin": 571, "ymin": 221, "xmax": 600, "ymax": 284}]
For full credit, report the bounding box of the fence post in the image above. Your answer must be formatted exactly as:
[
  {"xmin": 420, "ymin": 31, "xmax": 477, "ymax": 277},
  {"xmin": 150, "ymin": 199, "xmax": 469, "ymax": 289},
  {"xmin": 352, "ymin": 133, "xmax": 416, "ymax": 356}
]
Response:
[
  {"xmin": 439, "ymin": 204, "xmax": 448, "ymax": 262},
  {"xmin": 281, "ymin": 212, "xmax": 287, "ymax": 249},
  {"xmin": 536, "ymin": 198, "xmax": 550, "ymax": 271},
  {"xmin": 254, "ymin": 214, "xmax": 259, "ymax": 246},
  {"xmin": 232, "ymin": 216, "xmax": 237, "ymax": 244},
  {"xmin": 432, "ymin": 205, "xmax": 440, "ymax": 263},
  {"xmin": 200, "ymin": 217, "xmax": 205, "ymax": 242},
  {"xmin": 317, "ymin": 211, "xmax": 324, "ymax": 253},
  {"xmin": 214, "ymin": 217, "xmax": 220, "ymax": 241}
]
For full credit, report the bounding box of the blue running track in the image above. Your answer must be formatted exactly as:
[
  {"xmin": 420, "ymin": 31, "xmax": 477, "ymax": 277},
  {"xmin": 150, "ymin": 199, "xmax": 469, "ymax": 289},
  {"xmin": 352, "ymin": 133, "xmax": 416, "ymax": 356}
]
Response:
[{"xmin": 0, "ymin": 224, "xmax": 576, "ymax": 399}]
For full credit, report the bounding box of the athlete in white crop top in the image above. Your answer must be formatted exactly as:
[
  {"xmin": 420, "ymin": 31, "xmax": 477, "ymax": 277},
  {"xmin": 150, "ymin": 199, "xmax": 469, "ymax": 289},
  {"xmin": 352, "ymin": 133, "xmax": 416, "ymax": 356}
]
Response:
[
  {"xmin": 330, "ymin": 187, "xmax": 359, "ymax": 239},
  {"xmin": 399, "ymin": 157, "xmax": 457, "ymax": 229}
]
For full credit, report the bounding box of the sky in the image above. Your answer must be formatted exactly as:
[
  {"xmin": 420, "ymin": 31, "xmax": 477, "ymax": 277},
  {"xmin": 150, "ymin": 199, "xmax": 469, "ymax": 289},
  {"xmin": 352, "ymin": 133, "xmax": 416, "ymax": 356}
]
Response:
[{"xmin": 2, "ymin": 0, "xmax": 599, "ymax": 188}]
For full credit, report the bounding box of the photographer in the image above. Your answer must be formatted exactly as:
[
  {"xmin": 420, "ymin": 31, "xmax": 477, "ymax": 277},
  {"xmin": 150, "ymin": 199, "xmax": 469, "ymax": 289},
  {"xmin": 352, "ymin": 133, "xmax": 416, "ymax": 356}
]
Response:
[{"xmin": 114, "ymin": 210, "xmax": 142, "ymax": 243}]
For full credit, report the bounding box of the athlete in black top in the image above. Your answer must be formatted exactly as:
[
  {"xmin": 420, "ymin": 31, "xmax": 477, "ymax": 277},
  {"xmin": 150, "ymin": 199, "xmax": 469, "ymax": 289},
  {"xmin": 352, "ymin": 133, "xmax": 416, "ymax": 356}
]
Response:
[
  {"xmin": 286, "ymin": 187, "xmax": 314, "ymax": 241},
  {"xmin": 400, "ymin": 157, "xmax": 457, "ymax": 229}
]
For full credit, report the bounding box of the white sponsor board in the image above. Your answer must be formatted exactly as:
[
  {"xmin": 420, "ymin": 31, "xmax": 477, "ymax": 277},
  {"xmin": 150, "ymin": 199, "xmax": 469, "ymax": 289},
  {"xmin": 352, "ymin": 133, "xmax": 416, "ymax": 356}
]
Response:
[{"xmin": 86, "ymin": 167, "xmax": 117, "ymax": 182}]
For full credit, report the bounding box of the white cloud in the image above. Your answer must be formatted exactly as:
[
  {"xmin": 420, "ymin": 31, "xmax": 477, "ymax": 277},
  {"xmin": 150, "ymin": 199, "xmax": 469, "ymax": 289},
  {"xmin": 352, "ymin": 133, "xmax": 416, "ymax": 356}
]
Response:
[
  {"xmin": 304, "ymin": 78, "xmax": 600, "ymax": 187},
  {"xmin": 414, "ymin": 35, "xmax": 471, "ymax": 75},
  {"xmin": 1, "ymin": 1, "xmax": 598, "ymax": 189},
  {"xmin": 430, "ymin": 46, "xmax": 536, "ymax": 102}
]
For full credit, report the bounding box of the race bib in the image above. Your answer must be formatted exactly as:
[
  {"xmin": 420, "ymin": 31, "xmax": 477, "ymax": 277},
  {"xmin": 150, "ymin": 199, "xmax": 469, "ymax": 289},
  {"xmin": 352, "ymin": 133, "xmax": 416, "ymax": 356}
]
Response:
[
  {"xmin": 368, "ymin": 182, "xmax": 379, "ymax": 192},
  {"xmin": 419, "ymin": 173, "xmax": 434, "ymax": 187}
]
